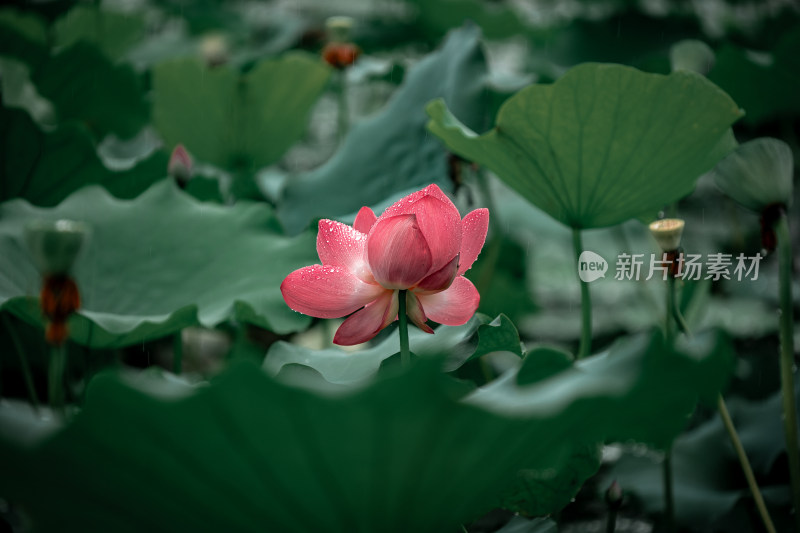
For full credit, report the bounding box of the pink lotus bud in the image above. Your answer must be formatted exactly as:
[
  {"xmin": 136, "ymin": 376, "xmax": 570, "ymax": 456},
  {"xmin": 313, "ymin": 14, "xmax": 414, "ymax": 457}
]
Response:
[
  {"xmin": 605, "ymin": 480, "xmax": 623, "ymax": 509},
  {"xmin": 168, "ymin": 144, "xmax": 193, "ymax": 187}
]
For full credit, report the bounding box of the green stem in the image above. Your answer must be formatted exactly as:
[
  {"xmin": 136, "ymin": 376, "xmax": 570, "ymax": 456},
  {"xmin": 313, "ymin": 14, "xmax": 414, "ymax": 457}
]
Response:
[
  {"xmin": 662, "ymin": 273, "xmax": 677, "ymax": 532},
  {"xmin": 662, "ymin": 449, "xmax": 675, "ymax": 533},
  {"xmin": 606, "ymin": 509, "xmax": 618, "ymax": 533},
  {"xmin": 775, "ymin": 214, "xmax": 800, "ymax": 532},
  {"xmin": 398, "ymin": 290, "xmax": 410, "ymax": 367},
  {"xmin": 572, "ymin": 228, "xmax": 592, "ymax": 359},
  {"xmin": 336, "ymin": 70, "xmax": 349, "ymax": 143},
  {"xmin": 173, "ymin": 330, "xmax": 183, "ymax": 375},
  {"xmin": 665, "ymin": 274, "xmax": 676, "ymax": 344},
  {"xmin": 2, "ymin": 313, "xmax": 40, "ymax": 410},
  {"xmin": 48, "ymin": 343, "xmax": 66, "ymax": 415},
  {"xmin": 665, "ymin": 259, "xmax": 776, "ymax": 532},
  {"xmin": 717, "ymin": 394, "xmax": 777, "ymax": 533}
]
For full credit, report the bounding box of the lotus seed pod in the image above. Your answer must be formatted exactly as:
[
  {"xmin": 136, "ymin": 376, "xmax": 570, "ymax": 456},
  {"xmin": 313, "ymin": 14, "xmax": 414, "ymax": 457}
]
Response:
[
  {"xmin": 25, "ymin": 219, "xmax": 90, "ymax": 275},
  {"xmin": 670, "ymin": 39, "xmax": 715, "ymax": 75},
  {"xmin": 712, "ymin": 137, "xmax": 794, "ymax": 212},
  {"xmin": 200, "ymin": 33, "xmax": 229, "ymax": 67},
  {"xmin": 325, "ymin": 16, "xmax": 355, "ymax": 43},
  {"xmin": 649, "ymin": 218, "xmax": 685, "ymax": 252}
]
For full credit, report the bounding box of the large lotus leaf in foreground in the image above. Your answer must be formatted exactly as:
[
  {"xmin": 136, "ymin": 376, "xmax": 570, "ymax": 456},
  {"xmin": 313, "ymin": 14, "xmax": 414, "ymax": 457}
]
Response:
[
  {"xmin": 426, "ymin": 63, "xmax": 743, "ymax": 229},
  {"xmin": 0, "ymin": 330, "xmax": 732, "ymax": 533},
  {"xmin": 278, "ymin": 23, "xmax": 489, "ymax": 234},
  {"xmin": 0, "ymin": 181, "xmax": 315, "ymax": 348},
  {"xmin": 153, "ymin": 52, "xmax": 330, "ymax": 171}
]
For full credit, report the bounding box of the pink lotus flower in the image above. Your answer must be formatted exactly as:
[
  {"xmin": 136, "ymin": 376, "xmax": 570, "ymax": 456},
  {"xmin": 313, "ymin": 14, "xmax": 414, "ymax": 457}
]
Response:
[{"xmin": 281, "ymin": 184, "xmax": 489, "ymax": 345}]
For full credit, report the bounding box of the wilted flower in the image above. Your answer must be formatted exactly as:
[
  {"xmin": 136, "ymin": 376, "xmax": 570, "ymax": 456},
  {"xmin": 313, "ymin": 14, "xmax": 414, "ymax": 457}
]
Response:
[
  {"xmin": 25, "ymin": 219, "xmax": 89, "ymax": 345},
  {"xmin": 281, "ymin": 184, "xmax": 489, "ymax": 345},
  {"xmin": 322, "ymin": 15, "xmax": 360, "ymax": 69}
]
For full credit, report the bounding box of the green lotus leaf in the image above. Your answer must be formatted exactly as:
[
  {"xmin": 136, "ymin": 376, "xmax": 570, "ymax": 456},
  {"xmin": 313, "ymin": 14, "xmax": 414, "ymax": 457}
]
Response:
[
  {"xmin": 404, "ymin": 0, "xmax": 531, "ymax": 41},
  {"xmin": 0, "ymin": 15, "xmax": 149, "ymax": 140},
  {"xmin": 426, "ymin": 63, "xmax": 743, "ymax": 229},
  {"xmin": 0, "ymin": 104, "xmax": 168, "ymax": 206},
  {"xmin": 0, "ymin": 181, "xmax": 315, "ymax": 348},
  {"xmin": 277, "ymin": 23, "xmax": 489, "ymax": 234},
  {"xmin": 264, "ymin": 313, "xmax": 522, "ymax": 385},
  {"xmin": 152, "ymin": 52, "xmax": 330, "ymax": 170},
  {"xmin": 605, "ymin": 382, "xmax": 799, "ymax": 529},
  {"xmin": 35, "ymin": 43, "xmax": 149, "ymax": 139},
  {"xmin": 708, "ymin": 26, "xmax": 800, "ymax": 125},
  {"xmin": 516, "ymin": 346, "xmax": 574, "ymax": 386},
  {"xmin": 0, "ymin": 8, "xmax": 48, "ymax": 66},
  {"xmin": 466, "ymin": 235, "xmax": 537, "ymax": 325},
  {"xmin": 499, "ymin": 442, "xmax": 602, "ymax": 517},
  {"xmin": 712, "ymin": 137, "xmax": 793, "ymax": 212},
  {"xmin": 0, "ymin": 329, "xmax": 733, "ymax": 532},
  {"xmin": 54, "ymin": 4, "xmax": 145, "ymax": 61}
]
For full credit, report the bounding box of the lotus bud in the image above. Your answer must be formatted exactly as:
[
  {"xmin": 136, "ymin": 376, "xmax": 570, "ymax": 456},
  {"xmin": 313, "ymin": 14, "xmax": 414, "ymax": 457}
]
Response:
[
  {"xmin": 168, "ymin": 144, "xmax": 193, "ymax": 188},
  {"xmin": 670, "ymin": 39, "xmax": 715, "ymax": 75},
  {"xmin": 200, "ymin": 33, "xmax": 229, "ymax": 67},
  {"xmin": 25, "ymin": 219, "xmax": 90, "ymax": 276},
  {"xmin": 605, "ymin": 480, "xmax": 623, "ymax": 510},
  {"xmin": 649, "ymin": 218, "xmax": 685, "ymax": 253},
  {"xmin": 712, "ymin": 137, "xmax": 794, "ymax": 212}
]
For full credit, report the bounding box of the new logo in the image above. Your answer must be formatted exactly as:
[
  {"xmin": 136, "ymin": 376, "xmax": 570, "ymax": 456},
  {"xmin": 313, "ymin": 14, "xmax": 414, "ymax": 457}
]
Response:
[{"xmin": 578, "ymin": 251, "xmax": 608, "ymax": 282}]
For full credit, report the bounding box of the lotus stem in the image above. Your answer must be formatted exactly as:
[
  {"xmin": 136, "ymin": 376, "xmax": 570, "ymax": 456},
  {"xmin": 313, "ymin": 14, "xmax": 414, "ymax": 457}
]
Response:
[
  {"xmin": 717, "ymin": 394, "xmax": 777, "ymax": 533},
  {"xmin": 606, "ymin": 509, "xmax": 618, "ymax": 533},
  {"xmin": 775, "ymin": 213, "xmax": 800, "ymax": 532},
  {"xmin": 398, "ymin": 290, "xmax": 410, "ymax": 367},
  {"xmin": 2, "ymin": 313, "xmax": 40, "ymax": 411},
  {"xmin": 661, "ymin": 274, "xmax": 676, "ymax": 532},
  {"xmin": 572, "ymin": 228, "xmax": 592, "ymax": 359},
  {"xmin": 337, "ymin": 71, "xmax": 349, "ymax": 142},
  {"xmin": 666, "ymin": 275, "xmax": 676, "ymax": 343},
  {"xmin": 48, "ymin": 343, "xmax": 66, "ymax": 415},
  {"xmin": 664, "ymin": 258, "xmax": 776, "ymax": 533}
]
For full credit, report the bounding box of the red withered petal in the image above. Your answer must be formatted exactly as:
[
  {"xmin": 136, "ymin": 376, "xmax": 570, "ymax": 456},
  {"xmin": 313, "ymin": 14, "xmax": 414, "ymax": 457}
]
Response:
[
  {"xmin": 417, "ymin": 276, "xmax": 479, "ymax": 326},
  {"xmin": 366, "ymin": 214, "xmax": 432, "ymax": 289},
  {"xmin": 281, "ymin": 265, "xmax": 384, "ymax": 319},
  {"xmin": 333, "ymin": 289, "xmax": 398, "ymax": 345},
  {"xmin": 40, "ymin": 275, "xmax": 80, "ymax": 322}
]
